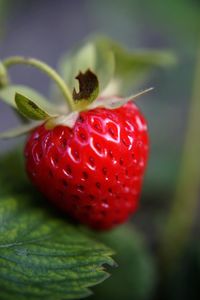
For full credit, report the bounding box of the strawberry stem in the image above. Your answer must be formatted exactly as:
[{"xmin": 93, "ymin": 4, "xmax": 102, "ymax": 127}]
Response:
[
  {"xmin": 2, "ymin": 56, "xmax": 75, "ymax": 111},
  {"xmin": 0, "ymin": 61, "xmax": 9, "ymax": 87}
]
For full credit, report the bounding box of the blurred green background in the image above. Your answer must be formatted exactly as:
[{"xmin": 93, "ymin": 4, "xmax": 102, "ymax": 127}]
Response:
[{"xmin": 0, "ymin": 0, "xmax": 200, "ymax": 299}]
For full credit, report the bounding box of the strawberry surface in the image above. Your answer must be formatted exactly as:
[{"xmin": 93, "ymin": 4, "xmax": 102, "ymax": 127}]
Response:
[{"xmin": 25, "ymin": 102, "xmax": 149, "ymax": 230}]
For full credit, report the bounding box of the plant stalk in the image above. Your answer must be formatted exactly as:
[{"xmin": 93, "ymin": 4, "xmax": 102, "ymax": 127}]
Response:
[
  {"xmin": 2, "ymin": 56, "xmax": 75, "ymax": 111},
  {"xmin": 161, "ymin": 45, "xmax": 200, "ymax": 268}
]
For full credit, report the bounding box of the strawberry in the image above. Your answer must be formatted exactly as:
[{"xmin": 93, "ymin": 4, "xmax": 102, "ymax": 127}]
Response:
[
  {"xmin": 24, "ymin": 101, "xmax": 149, "ymax": 230},
  {"xmin": 0, "ymin": 51, "xmax": 152, "ymax": 230}
]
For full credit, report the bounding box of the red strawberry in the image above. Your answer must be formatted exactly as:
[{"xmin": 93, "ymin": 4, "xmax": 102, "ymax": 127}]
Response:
[{"xmin": 24, "ymin": 101, "xmax": 149, "ymax": 230}]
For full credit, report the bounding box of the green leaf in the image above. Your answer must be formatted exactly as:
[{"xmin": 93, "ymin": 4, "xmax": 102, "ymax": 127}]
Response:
[
  {"xmin": 0, "ymin": 84, "xmax": 62, "ymax": 114},
  {"xmin": 0, "ymin": 123, "xmax": 39, "ymax": 139},
  {"xmin": 91, "ymin": 226, "xmax": 156, "ymax": 300},
  {"xmin": 58, "ymin": 39, "xmax": 115, "ymax": 93},
  {"xmin": 58, "ymin": 36, "xmax": 176, "ymax": 97},
  {"xmin": 0, "ymin": 150, "xmax": 115, "ymax": 299},
  {"xmin": 15, "ymin": 93, "xmax": 54, "ymax": 120},
  {"xmin": 99, "ymin": 36, "xmax": 176, "ymax": 96}
]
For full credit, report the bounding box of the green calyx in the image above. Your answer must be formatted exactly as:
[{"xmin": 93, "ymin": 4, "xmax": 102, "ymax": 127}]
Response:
[
  {"xmin": 0, "ymin": 36, "xmax": 176, "ymax": 139},
  {"xmin": 0, "ymin": 57, "xmax": 101, "ymax": 138}
]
